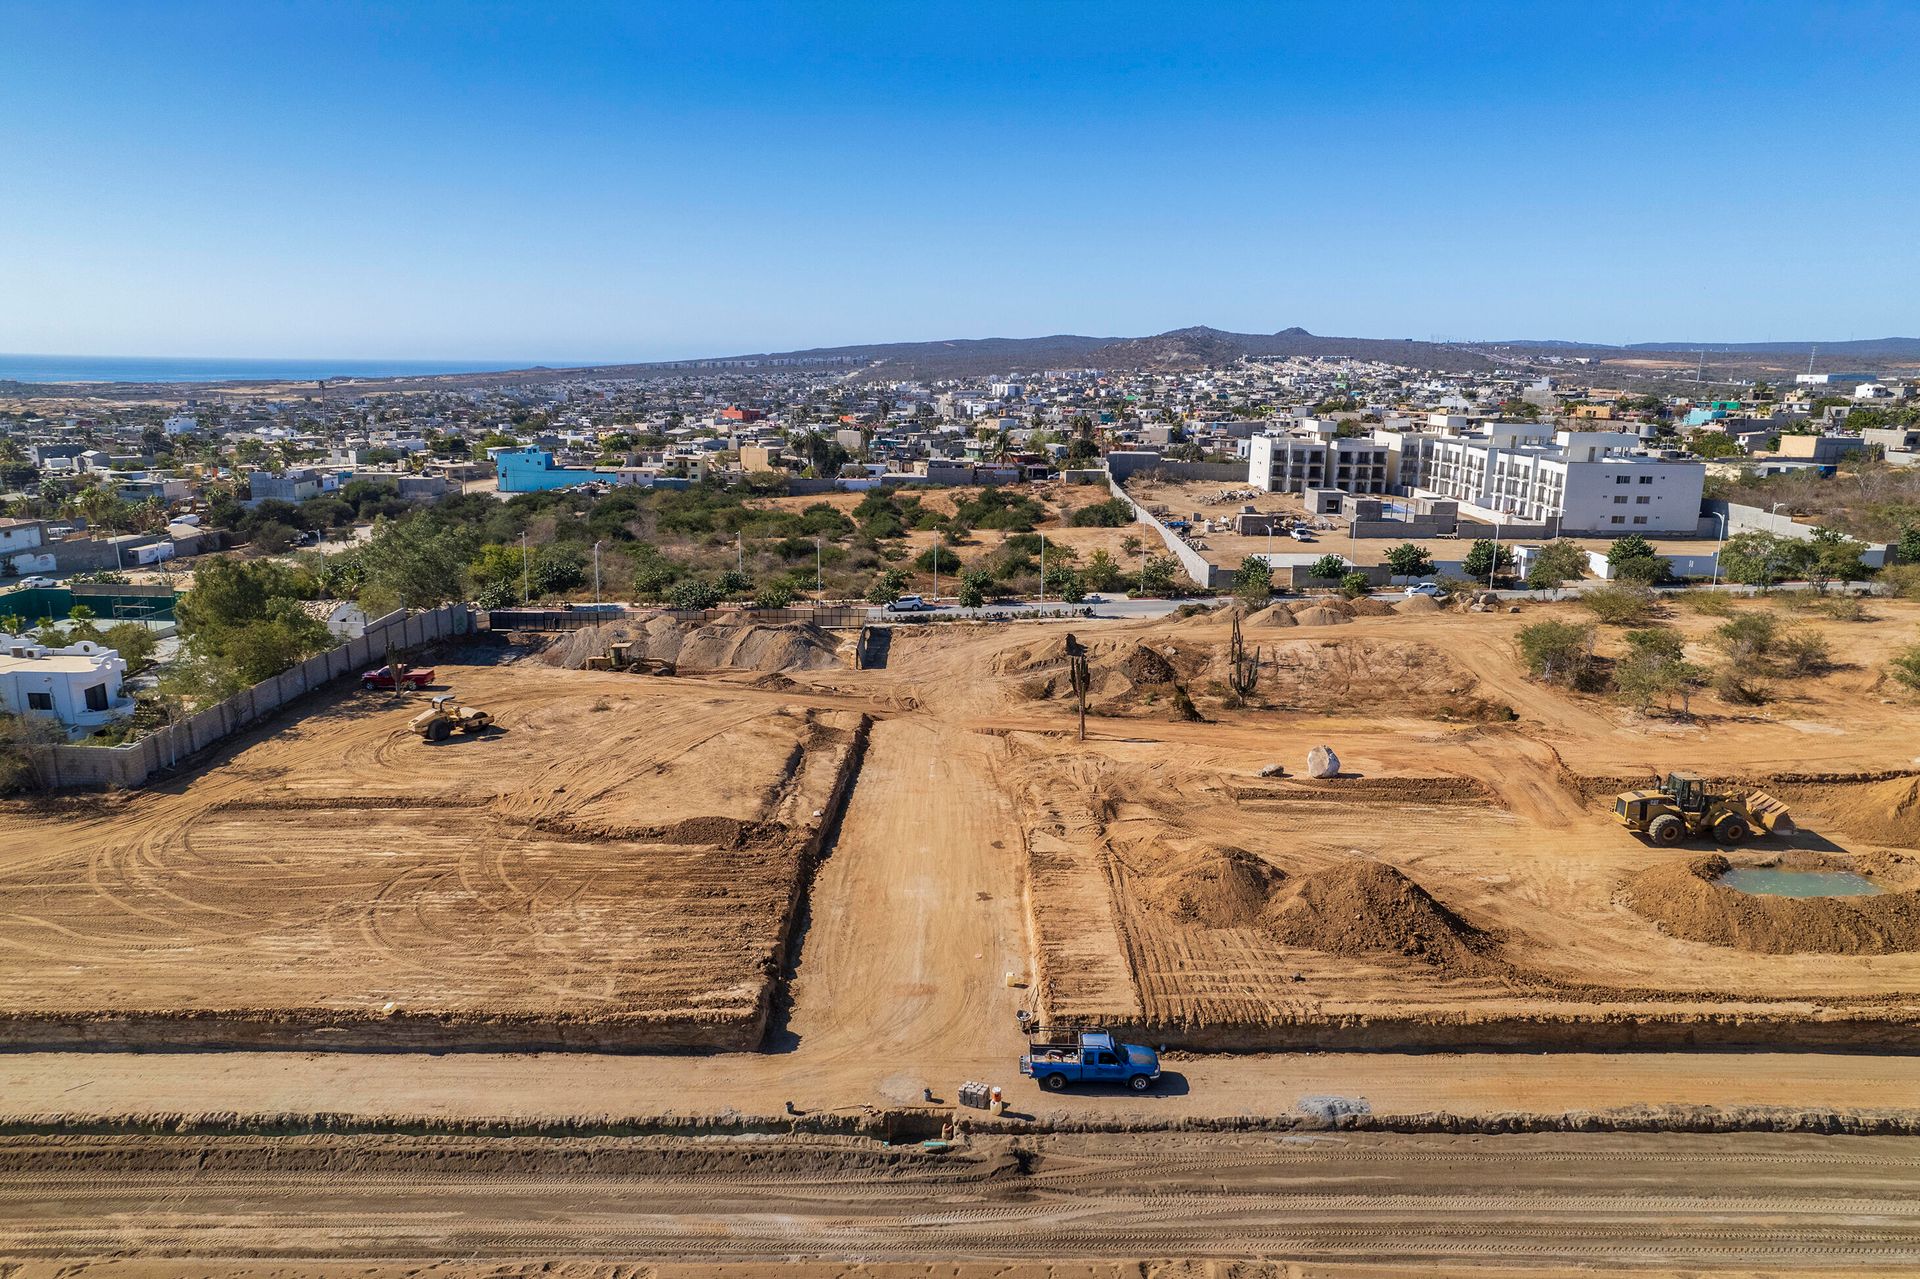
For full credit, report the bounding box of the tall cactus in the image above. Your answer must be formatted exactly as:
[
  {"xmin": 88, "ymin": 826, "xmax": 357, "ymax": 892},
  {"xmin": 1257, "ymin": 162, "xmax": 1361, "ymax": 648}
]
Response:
[{"xmin": 1228, "ymin": 612, "xmax": 1261, "ymax": 701}]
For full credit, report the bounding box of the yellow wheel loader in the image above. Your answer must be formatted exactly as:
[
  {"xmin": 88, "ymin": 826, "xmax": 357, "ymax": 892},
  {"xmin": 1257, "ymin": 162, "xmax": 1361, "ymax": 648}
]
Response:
[{"xmin": 1612, "ymin": 771, "xmax": 1792, "ymax": 846}]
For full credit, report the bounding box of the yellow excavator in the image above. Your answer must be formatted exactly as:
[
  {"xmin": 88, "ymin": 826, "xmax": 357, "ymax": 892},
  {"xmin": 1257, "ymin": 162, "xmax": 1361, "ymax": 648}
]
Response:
[{"xmin": 1613, "ymin": 771, "xmax": 1792, "ymax": 845}]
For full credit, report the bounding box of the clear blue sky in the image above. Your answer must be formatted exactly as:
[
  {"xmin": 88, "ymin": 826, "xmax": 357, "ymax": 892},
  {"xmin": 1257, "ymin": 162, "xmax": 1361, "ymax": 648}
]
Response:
[{"xmin": 3, "ymin": 1, "xmax": 1915, "ymax": 361}]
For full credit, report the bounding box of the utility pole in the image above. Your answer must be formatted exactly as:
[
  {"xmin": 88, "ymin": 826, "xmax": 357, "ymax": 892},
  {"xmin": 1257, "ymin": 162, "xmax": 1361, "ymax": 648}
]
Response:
[
  {"xmin": 593, "ymin": 540, "xmax": 602, "ymax": 606},
  {"xmin": 815, "ymin": 537, "xmax": 822, "ymax": 596},
  {"xmin": 1038, "ymin": 530, "xmax": 1046, "ymax": 604},
  {"xmin": 521, "ymin": 532, "xmax": 529, "ymax": 605}
]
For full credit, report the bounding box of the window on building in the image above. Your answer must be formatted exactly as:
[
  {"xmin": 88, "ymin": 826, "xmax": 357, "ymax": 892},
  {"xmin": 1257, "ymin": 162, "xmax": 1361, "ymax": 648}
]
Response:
[
  {"xmin": 84, "ymin": 683, "xmax": 109, "ymax": 712},
  {"xmin": 26, "ymin": 692, "xmax": 53, "ymax": 710},
  {"xmin": 1614, "ymin": 495, "xmax": 1628, "ymax": 504},
  {"xmin": 1615, "ymin": 475, "xmax": 1631, "ymax": 484},
  {"xmin": 1632, "ymin": 516, "xmax": 1648, "ymax": 524},
  {"xmin": 1638, "ymin": 475, "xmax": 1654, "ymax": 484},
  {"xmin": 1611, "ymin": 516, "xmax": 1626, "ymax": 524},
  {"xmin": 1636, "ymin": 496, "xmax": 1651, "ymax": 504}
]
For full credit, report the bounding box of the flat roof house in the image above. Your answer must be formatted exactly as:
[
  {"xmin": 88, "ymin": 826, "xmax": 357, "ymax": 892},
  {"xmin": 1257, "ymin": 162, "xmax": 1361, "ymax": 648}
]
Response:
[{"xmin": 0, "ymin": 634, "xmax": 134, "ymax": 739}]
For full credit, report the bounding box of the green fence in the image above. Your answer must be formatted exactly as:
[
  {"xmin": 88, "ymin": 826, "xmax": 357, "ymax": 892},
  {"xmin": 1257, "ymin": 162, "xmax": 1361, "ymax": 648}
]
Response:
[{"xmin": 0, "ymin": 584, "xmax": 177, "ymax": 626}]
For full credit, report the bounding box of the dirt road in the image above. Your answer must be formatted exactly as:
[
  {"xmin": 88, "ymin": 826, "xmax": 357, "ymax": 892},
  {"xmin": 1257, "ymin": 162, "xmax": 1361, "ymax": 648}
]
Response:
[{"xmin": 5, "ymin": 1130, "xmax": 1918, "ymax": 1269}]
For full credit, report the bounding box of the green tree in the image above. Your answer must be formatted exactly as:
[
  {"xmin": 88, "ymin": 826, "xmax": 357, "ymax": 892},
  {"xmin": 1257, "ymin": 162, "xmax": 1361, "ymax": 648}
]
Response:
[
  {"xmin": 669, "ymin": 577, "xmax": 724, "ymax": 609},
  {"xmin": 1383, "ymin": 542, "xmax": 1434, "ymax": 581},
  {"xmin": 1614, "ymin": 627, "xmax": 1704, "ymax": 716},
  {"xmin": 1044, "ymin": 564, "xmax": 1086, "ymax": 603},
  {"xmin": 1462, "ymin": 539, "xmax": 1513, "ymax": 581},
  {"xmin": 1137, "ymin": 553, "xmax": 1179, "ymax": 596},
  {"xmin": 753, "ymin": 580, "xmax": 796, "ymax": 609},
  {"xmin": 1685, "ymin": 430, "xmax": 1744, "ymax": 459},
  {"xmin": 1083, "ymin": 548, "xmax": 1123, "ymax": 592},
  {"xmin": 1525, "ymin": 539, "xmax": 1588, "ymax": 591},
  {"xmin": 1806, "ymin": 526, "xmax": 1867, "ymax": 592},
  {"xmin": 1308, "ymin": 553, "xmax": 1347, "ymax": 582},
  {"xmin": 1235, "ymin": 555, "xmax": 1274, "ymax": 603},
  {"xmin": 865, "ymin": 567, "xmax": 908, "ymax": 605},
  {"xmin": 957, "ymin": 568, "xmax": 992, "ymax": 609},
  {"xmin": 1339, "ymin": 571, "xmax": 1372, "ymax": 597},
  {"xmin": 1717, "ymin": 531, "xmax": 1795, "ymax": 589}
]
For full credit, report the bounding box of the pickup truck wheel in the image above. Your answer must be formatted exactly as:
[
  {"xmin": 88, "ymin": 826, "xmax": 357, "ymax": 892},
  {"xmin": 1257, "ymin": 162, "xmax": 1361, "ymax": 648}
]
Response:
[
  {"xmin": 1128, "ymin": 1074, "xmax": 1153, "ymax": 1092},
  {"xmin": 1042, "ymin": 1073, "xmax": 1068, "ymax": 1091}
]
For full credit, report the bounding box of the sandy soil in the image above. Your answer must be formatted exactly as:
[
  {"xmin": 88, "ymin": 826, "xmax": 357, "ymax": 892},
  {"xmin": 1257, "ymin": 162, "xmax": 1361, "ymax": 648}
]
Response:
[
  {"xmin": 3, "ymin": 1130, "xmax": 1917, "ymax": 1270},
  {"xmin": 0, "ymin": 653, "xmax": 865, "ymax": 1047}
]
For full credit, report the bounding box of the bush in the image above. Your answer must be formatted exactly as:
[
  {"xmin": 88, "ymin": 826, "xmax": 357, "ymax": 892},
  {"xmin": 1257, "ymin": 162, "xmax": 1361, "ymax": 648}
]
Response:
[
  {"xmin": 669, "ymin": 577, "xmax": 724, "ymax": 610},
  {"xmin": 912, "ymin": 544, "xmax": 962, "ymax": 575},
  {"xmin": 1339, "ymin": 571, "xmax": 1372, "ymax": 598},
  {"xmin": 753, "ymin": 580, "xmax": 796, "ymax": 609},
  {"xmin": 1525, "ymin": 539, "xmax": 1587, "ymax": 591},
  {"xmin": 1891, "ymin": 644, "xmax": 1920, "ymax": 692},
  {"xmin": 1234, "ymin": 555, "xmax": 1273, "ymax": 603},
  {"xmin": 1384, "ymin": 542, "xmax": 1434, "ymax": 580},
  {"xmin": 1774, "ymin": 628, "xmax": 1832, "ymax": 675},
  {"xmin": 1308, "ymin": 553, "xmax": 1347, "ymax": 582},
  {"xmin": 1677, "ymin": 589, "xmax": 1735, "ymax": 616},
  {"xmin": 1515, "ymin": 620, "xmax": 1597, "ymax": 687},
  {"xmin": 957, "ymin": 569, "xmax": 991, "ymax": 609},
  {"xmin": 1066, "ymin": 497, "xmax": 1134, "ymax": 527},
  {"xmin": 103, "ymin": 622, "xmax": 158, "ymax": 670},
  {"xmin": 1043, "ymin": 564, "xmax": 1085, "ymax": 603},
  {"xmin": 1138, "ymin": 554, "xmax": 1180, "ymax": 596},
  {"xmin": 1580, "ymin": 582, "xmax": 1657, "ymax": 625},
  {"xmin": 1083, "ymin": 548, "xmax": 1123, "ymax": 592},
  {"xmin": 1713, "ymin": 666, "xmax": 1771, "ymax": 705},
  {"xmin": 1712, "ymin": 612, "xmax": 1781, "ymax": 665},
  {"xmin": 865, "ymin": 567, "xmax": 908, "ymax": 605}
]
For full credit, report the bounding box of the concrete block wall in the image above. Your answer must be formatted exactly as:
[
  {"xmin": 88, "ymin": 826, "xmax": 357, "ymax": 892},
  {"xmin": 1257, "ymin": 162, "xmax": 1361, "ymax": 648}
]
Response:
[
  {"xmin": 1106, "ymin": 474, "xmax": 1220, "ymax": 589},
  {"xmin": 39, "ymin": 605, "xmax": 473, "ymax": 789}
]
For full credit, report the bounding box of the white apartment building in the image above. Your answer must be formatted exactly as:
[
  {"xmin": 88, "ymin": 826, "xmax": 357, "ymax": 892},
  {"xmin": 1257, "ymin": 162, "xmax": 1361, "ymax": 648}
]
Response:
[
  {"xmin": 1248, "ymin": 421, "xmax": 1390, "ymax": 494},
  {"xmin": 1385, "ymin": 422, "xmax": 1705, "ymax": 535},
  {"xmin": 0, "ymin": 634, "xmax": 134, "ymax": 739}
]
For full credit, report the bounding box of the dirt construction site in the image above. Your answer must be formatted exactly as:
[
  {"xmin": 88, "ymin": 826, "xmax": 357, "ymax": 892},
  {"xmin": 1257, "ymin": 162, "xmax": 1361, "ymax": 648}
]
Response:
[{"xmin": 6, "ymin": 594, "xmax": 1920, "ymax": 1271}]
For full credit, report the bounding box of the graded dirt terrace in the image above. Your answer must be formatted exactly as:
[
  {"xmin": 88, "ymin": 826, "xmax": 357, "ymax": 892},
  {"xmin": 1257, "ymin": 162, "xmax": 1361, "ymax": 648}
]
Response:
[{"xmin": 0, "ymin": 653, "xmax": 867, "ymax": 1050}]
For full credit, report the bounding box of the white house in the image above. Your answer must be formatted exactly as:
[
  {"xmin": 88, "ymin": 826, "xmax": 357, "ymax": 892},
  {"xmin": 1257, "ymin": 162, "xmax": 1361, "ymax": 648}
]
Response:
[
  {"xmin": 163, "ymin": 412, "xmax": 199, "ymax": 436},
  {"xmin": 0, "ymin": 634, "xmax": 134, "ymax": 739}
]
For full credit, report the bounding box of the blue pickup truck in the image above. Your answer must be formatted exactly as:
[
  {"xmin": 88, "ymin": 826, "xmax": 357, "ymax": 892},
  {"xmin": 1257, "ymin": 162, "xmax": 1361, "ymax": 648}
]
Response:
[{"xmin": 1020, "ymin": 1030, "xmax": 1161, "ymax": 1092}]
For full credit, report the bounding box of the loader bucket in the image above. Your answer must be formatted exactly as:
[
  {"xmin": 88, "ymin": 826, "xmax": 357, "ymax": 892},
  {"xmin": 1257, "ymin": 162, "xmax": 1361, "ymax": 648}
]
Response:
[{"xmin": 1745, "ymin": 790, "xmax": 1793, "ymax": 835}]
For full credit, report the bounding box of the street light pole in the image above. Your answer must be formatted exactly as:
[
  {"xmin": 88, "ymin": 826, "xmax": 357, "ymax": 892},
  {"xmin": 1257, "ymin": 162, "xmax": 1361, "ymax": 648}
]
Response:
[
  {"xmin": 593, "ymin": 540, "xmax": 602, "ymax": 605},
  {"xmin": 815, "ymin": 537, "xmax": 822, "ymax": 596},
  {"xmin": 1711, "ymin": 511, "xmax": 1727, "ymax": 587},
  {"xmin": 520, "ymin": 532, "xmax": 529, "ymax": 605}
]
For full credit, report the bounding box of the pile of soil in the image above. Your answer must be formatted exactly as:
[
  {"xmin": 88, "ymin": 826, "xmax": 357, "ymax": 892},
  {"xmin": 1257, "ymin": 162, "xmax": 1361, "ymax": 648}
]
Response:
[
  {"xmin": 1291, "ymin": 598, "xmax": 1356, "ymax": 618},
  {"xmin": 1292, "ymin": 606, "xmax": 1351, "ymax": 627},
  {"xmin": 1394, "ymin": 593, "xmax": 1442, "ymax": 615},
  {"xmin": 1347, "ymin": 598, "xmax": 1398, "ymax": 617},
  {"xmin": 1814, "ymin": 776, "xmax": 1920, "ymax": 848},
  {"xmin": 1264, "ymin": 860, "xmax": 1503, "ymax": 973},
  {"xmin": 541, "ymin": 617, "xmax": 840, "ymax": 674},
  {"xmin": 1120, "ymin": 645, "xmax": 1178, "ymax": 685},
  {"xmin": 1625, "ymin": 854, "xmax": 1920, "ymax": 954},
  {"xmin": 1244, "ymin": 604, "xmax": 1298, "ymax": 627},
  {"xmin": 1135, "ymin": 846, "xmax": 1287, "ymax": 928}
]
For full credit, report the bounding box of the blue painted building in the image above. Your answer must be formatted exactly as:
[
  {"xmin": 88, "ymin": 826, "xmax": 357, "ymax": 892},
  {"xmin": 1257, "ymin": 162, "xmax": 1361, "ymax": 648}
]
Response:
[{"xmin": 495, "ymin": 448, "xmax": 615, "ymax": 493}]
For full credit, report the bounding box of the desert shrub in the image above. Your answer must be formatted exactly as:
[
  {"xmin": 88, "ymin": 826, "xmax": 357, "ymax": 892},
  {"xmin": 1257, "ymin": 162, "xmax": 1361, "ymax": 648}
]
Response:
[
  {"xmin": 1614, "ymin": 627, "xmax": 1705, "ymax": 716},
  {"xmin": 1891, "ymin": 644, "xmax": 1920, "ymax": 692},
  {"xmin": 1043, "ymin": 564, "xmax": 1085, "ymax": 603},
  {"xmin": 865, "ymin": 567, "xmax": 908, "ymax": 604},
  {"xmin": 912, "ymin": 544, "xmax": 961, "ymax": 574},
  {"xmin": 1880, "ymin": 564, "xmax": 1920, "ymax": 600},
  {"xmin": 1083, "ymin": 548, "xmax": 1123, "ymax": 592},
  {"xmin": 1339, "ymin": 571, "xmax": 1372, "ymax": 598},
  {"xmin": 668, "ymin": 577, "xmax": 724, "ymax": 609},
  {"xmin": 1580, "ymin": 582, "xmax": 1657, "ymax": 625},
  {"xmin": 1137, "ymin": 554, "xmax": 1180, "ymax": 596},
  {"xmin": 1773, "ymin": 628, "xmax": 1832, "ymax": 675},
  {"xmin": 753, "ymin": 580, "xmax": 796, "ymax": 609},
  {"xmin": 957, "ymin": 569, "xmax": 991, "ymax": 609},
  {"xmin": 1515, "ymin": 620, "xmax": 1598, "ymax": 688},
  {"xmin": 1234, "ymin": 555, "xmax": 1273, "ymax": 603},
  {"xmin": 1066, "ymin": 497, "xmax": 1134, "ymax": 527},
  {"xmin": 1713, "ymin": 666, "xmax": 1772, "ymax": 705},
  {"xmin": 1676, "ymin": 589, "xmax": 1735, "ymax": 616},
  {"xmin": 1712, "ymin": 611, "xmax": 1782, "ymax": 664}
]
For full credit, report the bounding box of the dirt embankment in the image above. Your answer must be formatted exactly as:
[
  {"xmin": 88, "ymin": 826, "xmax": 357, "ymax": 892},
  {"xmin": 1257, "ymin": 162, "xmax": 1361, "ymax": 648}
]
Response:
[
  {"xmin": 1625, "ymin": 853, "xmax": 1920, "ymax": 955},
  {"xmin": 540, "ymin": 616, "xmax": 843, "ymax": 674}
]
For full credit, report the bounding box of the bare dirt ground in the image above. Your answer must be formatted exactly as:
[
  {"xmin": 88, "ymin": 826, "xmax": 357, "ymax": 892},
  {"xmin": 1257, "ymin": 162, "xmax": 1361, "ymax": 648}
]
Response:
[
  {"xmin": 3, "ymin": 1130, "xmax": 1919, "ymax": 1271},
  {"xmin": 8, "ymin": 597, "xmax": 1920, "ymax": 1269},
  {"xmin": 0, "ymin": 651, "xmax": 866, "ymax": 1048}
]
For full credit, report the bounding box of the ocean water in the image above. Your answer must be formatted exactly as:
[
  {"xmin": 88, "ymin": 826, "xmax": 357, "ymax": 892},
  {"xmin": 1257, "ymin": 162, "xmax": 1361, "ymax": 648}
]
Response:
[{"xmin": 0, "ymin": 353, "xmax": 557, "ymax": 385}]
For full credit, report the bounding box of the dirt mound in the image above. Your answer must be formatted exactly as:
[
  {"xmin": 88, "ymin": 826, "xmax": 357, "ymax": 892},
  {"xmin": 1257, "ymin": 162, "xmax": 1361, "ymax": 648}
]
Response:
[
  {"xmin": 541, "ymin": 617, "xmax": 839, "ymax": 674},
  {"xmin": 1348, "ymin": 598, "xmax": 1398, "ymax": 617},
  {"xmin": 1292, "ymin": 606, "xmax": 1351, "ymax": 627},
  {"xmin": 1291, "ymin": 598, "xmax": 1356, "ymax": 617},
  {"xmin": 1264, "ymin": 860, "xmax": 1501, "ymax": 973},
  {"xmin": 1625, "ymin": 855, "xmax": 1920, "ymax": 954},
  {"xmin": 1244, "ymin": 604, "xmax": 1297, "ymax": 627},
  {"xmin": 1136, "ymin": 846, "xmax": 1287, "ymax": 928},
  {"xmin": 1121, "ymin": 645, "xmax": 1178, "ymax": 685},
  {"xmin": 1814, "ymin": 776, "xmax": 1920, "ymax": 848},
  {"xmin": 1394, "ymin": 593, "xmax": 1442, "ymax": 615}
]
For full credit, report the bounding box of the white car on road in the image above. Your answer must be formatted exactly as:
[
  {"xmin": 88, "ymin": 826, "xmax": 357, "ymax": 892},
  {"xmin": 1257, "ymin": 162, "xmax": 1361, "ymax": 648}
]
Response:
[
  {"xmin": 885, "ymin": 594, "xmax": 931, "ymax": 612},
  {"xmin": 15, "ymin": 576, "xmax": 56, "ymax": 589}
]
